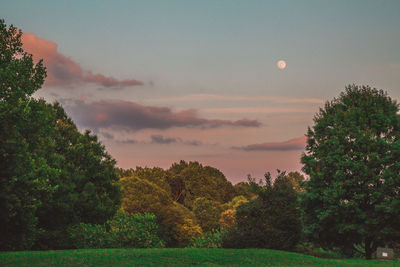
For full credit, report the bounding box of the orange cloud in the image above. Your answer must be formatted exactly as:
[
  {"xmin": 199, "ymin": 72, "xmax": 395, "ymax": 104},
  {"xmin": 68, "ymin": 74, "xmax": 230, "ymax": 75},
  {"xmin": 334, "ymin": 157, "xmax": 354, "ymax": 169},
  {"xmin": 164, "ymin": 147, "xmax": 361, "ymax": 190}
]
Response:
[{"xmin": 22, "ymin": 33, "xmax": 143, "ymax": 88}]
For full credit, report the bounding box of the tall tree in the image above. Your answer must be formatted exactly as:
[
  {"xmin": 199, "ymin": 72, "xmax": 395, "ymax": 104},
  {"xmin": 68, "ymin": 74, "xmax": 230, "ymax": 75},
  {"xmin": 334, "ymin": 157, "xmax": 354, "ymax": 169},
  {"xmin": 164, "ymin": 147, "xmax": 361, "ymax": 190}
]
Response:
[
  {"xmin": 0, "ymin": 19, "xmax": 50, "ymax": 250},
  {"xmin": 35, "ymin": 103, "xmax": 121, "ymax": 249},
  {"xmin": 0, "ymin": 20, "xmax": 121, "ymax": 250},
  {"xmin": 301, "ymin": 85, "xmax": 400, "ymax": 259}
]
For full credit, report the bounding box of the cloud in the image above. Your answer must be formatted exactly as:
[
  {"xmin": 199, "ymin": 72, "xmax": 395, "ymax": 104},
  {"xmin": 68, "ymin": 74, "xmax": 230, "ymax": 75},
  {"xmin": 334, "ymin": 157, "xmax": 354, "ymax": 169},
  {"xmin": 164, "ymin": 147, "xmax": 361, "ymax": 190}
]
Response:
[
  {"xmin": 233, "ymin": 136, "xmax": 307, "ymax": 151},
  {"xmin": 146, "ymin": 94, "xmax": 324, "ymax": 104},
  {"xmin": 151, "ymin": 135, "xmax": 178, "ymax": 144},
  {"xmin": 118, "ymin": 139, "xmax": 138, "ymax": 144},
  {"xmin": 22, "ymin": 33, "xmax": 143, "ymax": 88},
  {"xmin": 202, "ymin": 107, "xmax": 316, "ymax": 114},
  {"xmin": 101, "ymin": 132, "xmax": 114, "ymax": 140},
  {"xmin": 64, "ymin": 99, "xmax": 261, "ymax": 131},
  {"xmin": 150, "ymin": 135, "xmax": 203, "ymax": 146}
]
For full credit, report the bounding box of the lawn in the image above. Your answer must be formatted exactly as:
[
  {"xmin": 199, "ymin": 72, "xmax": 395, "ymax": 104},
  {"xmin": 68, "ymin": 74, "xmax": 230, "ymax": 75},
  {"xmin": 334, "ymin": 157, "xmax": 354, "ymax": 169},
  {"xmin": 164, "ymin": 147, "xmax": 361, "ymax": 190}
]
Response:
[{"xmin": 0, "ymin": 248, "xmax": 398, "ymax": 266}]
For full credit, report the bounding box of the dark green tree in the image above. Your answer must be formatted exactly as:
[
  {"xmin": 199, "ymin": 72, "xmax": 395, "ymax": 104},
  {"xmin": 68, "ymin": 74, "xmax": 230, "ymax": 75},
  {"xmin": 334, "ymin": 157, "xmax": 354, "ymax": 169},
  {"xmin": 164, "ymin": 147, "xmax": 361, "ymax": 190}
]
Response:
[
  {"xmin": 301, "ymin": 85, "xmax": 400, "ymax": 259},
  {"xmin": 223, "ymin": 171, "xmax": 301, "ymax": 250},
  {"xmin": 0, "ymin": 20, "xmax": 121, "ymax": 250},
  {"xmin": 0, "ymin": 19, "xmax": 51, "ymax": 250},
  {"xmin": 35, "ymin": 103, "xmax": 121, "ymax": 249}
]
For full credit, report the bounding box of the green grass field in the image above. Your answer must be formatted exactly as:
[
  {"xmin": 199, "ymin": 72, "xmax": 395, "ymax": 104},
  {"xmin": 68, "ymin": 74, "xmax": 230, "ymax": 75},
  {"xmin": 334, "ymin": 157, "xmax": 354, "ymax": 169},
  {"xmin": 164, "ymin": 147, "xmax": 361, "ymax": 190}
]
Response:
[{"xmin": 0, "ymin": 248, "xmax": 398, "ymax": 266}]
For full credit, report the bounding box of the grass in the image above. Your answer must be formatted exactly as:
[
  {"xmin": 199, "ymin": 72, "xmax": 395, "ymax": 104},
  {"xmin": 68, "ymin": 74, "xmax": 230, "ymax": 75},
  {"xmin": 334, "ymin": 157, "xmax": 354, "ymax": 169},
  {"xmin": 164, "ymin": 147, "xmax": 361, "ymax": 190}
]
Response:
[{"xmin": 0, "ymin": 248, "xmax": 399, "ymax": 266}]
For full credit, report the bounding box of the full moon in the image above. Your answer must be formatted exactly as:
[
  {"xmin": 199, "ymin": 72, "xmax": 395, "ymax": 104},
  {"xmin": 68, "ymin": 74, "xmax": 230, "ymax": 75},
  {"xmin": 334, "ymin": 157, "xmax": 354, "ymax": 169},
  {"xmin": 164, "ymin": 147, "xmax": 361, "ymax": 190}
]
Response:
[{"xmin": 277, "ymin": 60, "xmax": 286, "ymax": 69}]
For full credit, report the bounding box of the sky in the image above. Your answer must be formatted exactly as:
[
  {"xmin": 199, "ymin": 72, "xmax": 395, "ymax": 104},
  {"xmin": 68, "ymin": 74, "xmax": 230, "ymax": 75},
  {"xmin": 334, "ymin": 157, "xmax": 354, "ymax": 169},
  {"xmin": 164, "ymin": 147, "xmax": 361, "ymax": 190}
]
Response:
[{"xmin": 2, "ymin": 0, "xmax": 400, "ymax": 183}]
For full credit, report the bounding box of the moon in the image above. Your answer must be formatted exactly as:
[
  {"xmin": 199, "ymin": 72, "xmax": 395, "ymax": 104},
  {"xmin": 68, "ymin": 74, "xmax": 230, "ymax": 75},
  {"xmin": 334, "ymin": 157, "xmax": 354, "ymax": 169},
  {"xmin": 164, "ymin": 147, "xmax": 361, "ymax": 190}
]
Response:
[{"xmin": 277, "ymin": 60, "xmax": 286, "ymax": 70}]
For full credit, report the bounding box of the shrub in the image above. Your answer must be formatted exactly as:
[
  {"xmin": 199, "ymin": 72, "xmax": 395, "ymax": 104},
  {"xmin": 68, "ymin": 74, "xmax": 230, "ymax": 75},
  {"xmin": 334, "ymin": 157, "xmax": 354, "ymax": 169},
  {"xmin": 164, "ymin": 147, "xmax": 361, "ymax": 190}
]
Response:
[
  {"xmin": 189, "ymin": 229, "xmax": 227, "ymax": 248},
  {"xmin": 69, "ymin": 212, "xmax": 164, "ymax": 249},
  {"xmin": 69, "ymin": 223, "xmax": 108, "ymax": 249}
]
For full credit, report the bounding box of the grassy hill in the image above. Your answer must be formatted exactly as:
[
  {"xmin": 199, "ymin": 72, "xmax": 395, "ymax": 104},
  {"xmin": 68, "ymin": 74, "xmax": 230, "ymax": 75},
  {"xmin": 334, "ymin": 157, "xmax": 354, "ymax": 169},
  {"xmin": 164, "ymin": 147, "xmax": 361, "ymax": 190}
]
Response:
[{"xmin": 0, "ymin": 248, "xmax": 398, "ymax": 266}]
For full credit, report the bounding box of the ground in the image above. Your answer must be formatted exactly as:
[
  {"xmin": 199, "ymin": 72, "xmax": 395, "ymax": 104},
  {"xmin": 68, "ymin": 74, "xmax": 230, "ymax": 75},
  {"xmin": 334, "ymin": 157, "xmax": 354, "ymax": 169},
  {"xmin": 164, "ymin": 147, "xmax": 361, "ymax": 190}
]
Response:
[{"xmin": 1, "ymin": 248, "xmax": 399, "ymax": 266}]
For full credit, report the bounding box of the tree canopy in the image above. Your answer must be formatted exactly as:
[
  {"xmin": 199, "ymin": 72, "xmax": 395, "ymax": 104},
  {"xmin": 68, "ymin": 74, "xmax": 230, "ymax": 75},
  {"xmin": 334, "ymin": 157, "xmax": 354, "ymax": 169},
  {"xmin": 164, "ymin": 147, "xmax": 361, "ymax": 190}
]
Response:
[
  {"xmin": 120, "ymin": 175, "xmax": 202, "ymax": 247},
  {"xmin": 223, "ymin": 171, "xmax": 301, "ymax": 250},
  {"xmin": 167, "ymin": 160, "xmax": 236, "ymax": 209},
  {"xmin": 301, "ymin": 85, "xmax": 400, "ymax": 259}
]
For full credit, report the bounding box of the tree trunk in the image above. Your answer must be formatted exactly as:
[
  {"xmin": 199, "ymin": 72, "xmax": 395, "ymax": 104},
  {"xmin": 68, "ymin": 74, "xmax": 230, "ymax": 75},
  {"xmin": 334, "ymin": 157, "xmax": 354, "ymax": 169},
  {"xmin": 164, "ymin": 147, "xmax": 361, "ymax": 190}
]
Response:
[{"xmin": 365, "ymin": 238, "xmax": 373, "ymax": 260}]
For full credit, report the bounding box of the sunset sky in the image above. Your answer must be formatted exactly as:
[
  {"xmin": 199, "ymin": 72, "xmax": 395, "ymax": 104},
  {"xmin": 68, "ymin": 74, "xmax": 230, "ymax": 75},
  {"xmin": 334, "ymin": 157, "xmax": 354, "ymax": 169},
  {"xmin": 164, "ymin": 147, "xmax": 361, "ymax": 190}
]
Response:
[{"xmin": 2, "ymin": 1, "xmax": 400, "ymax": 183}]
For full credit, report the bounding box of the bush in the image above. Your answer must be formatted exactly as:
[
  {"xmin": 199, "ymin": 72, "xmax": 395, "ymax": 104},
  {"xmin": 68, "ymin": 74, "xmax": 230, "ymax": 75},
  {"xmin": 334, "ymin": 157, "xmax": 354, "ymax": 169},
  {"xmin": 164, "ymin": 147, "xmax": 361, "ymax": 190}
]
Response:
[
  {"xmin": 69, "ymin": 212, "xmax": 164, "ymax": 249},
  {"xmin": 107, "ymin": 212, "xmax": 164, "ymax": 248},
  {"xmin": 189, "ymin": 229, "xmax": 227, "ymax": 248},
  {"xmin": 69, "ymin": 223, "xmax": 108, "ymax": 249}
]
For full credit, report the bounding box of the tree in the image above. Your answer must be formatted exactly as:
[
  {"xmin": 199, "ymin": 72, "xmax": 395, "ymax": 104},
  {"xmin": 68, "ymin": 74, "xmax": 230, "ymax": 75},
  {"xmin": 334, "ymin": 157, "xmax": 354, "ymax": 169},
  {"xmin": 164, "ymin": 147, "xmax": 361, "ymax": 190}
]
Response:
[
  {"xmin": 120, "ymin": 175, "xmax": 202, "ymax": 247},
  {"xmin": 223, "ymin": 172, "xmax": 301, "ymax": 250},
  {"xmin": 34, "ymin": 103, "xmax": 121, "ymax": 249},
  {"xmin": 286, "ymin": 171, "xmax": 305, "ymax": 193},
  {"xmin": 0, "ymin": 19, "xmax": 51, "ymax": 250},
  {"xmin": 117, "ymin": 167, "xmax": 172, "ymax": 195},
  {"xmin": 301, "ymin": 85, "xmax": 400, "ymax": 259},
  {"xmin": 233, "ymin": 182, "xmax": 255, "ymax": 199},
  {"xmin": 193, "ymin": 197, "xmax": 223, "ymax": 232},
  {"xmin": 219, "ymin": 196, "xmax": 248, "ymax": 229},
  {"xmin": 167, "ymin": 161, "xmax": 235, "ymax": 209},
  {"xmin": 0, "ymin": 20, "xmax": 121, "ymax": 250}
]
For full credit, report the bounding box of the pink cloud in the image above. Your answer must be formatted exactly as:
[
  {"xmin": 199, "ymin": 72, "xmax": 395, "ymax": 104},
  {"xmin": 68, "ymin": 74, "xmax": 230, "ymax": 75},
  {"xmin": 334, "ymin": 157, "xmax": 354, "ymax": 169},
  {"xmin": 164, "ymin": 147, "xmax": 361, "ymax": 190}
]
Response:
[
  {"xmin": 233, "ymin": 136, "xmax": 307, "ymax": 151},
  {"xmin": 22, "ymin": 33, "xmax": 143, "ymax": 88}
]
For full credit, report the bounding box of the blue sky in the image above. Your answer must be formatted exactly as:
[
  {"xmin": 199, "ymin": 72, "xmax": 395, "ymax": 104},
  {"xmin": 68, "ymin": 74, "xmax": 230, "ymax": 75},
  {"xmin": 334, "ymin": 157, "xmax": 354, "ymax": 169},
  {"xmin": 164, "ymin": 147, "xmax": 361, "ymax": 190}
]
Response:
[{"xmin": 2, "ymin": 1, "xmax": 400, "ymax": 182}]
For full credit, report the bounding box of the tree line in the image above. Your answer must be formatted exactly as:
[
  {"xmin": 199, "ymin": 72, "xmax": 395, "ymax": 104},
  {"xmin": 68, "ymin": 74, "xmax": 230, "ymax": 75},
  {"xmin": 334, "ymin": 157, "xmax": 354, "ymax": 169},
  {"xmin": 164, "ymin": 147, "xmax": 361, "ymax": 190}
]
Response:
[{"xmin": 1, "ymin": 20, "xmax": 400, "ymax": 259}]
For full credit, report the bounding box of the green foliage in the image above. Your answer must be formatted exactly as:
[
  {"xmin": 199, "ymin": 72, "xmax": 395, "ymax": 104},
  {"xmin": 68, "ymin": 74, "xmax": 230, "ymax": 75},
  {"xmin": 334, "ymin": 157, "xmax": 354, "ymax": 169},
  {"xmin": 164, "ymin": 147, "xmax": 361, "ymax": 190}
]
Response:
[
  {"xmin": 286, "ymin": 171, "xmax": 306, "ymax": 192},
  {"xmin": 219, "ymin": 196, "xmax": 248, "ymax": 229},
  {"xmin": 0, "ymin": 20, "xmax": 46, "ymax": 102},
  {"xmin": 301, "ymin": 85, "xmax": 400, "ymax": 259},
  {"xmin": 0, "ymin": 20, "xmax": 53, "ymax": 250},
  {"xmin": 167, "ymin": 161, "xmax": 236, "ymax": 208},
  {"xmin": 0, "ymin": 20, "xmax": 121, "ymax": 250},
  {"xmin": 294, "ymin": 242, "xmax": 344, "ymax": 259},
  {"xmin": 223, "ymin": 171, "xmax": 301, "ymax": 250},
  {"xmin": 117, "ymin": 167, "xmax": 171, "ymax": 194},
  {"xmin": 233, "ymin": 181, "xmax": 254, "ymax": 199},
  {"xmin": 189, "ymin": 229, "xmax": 227, "ymax": 248},
  {"xmin": 29, "ymin": 101, "xmax": 121, "ymax": 249},
  {"xmin": 106, "ymin": 212, "xmax": 164, "ymax": 248},
  {"xmin": 69, "ymin": 212, "xmax": 164, "ymax": 249},
  {"xmin": 120, "ymin": 175, "xmax": 202, "ymax": 247},
  {"xmin": 192, "ymin": 197, "xmax": 222, "ymax": 232},
  {"xmin": 69, "ymin": 223, "xmax": 108, "ymax": 249},
  {"xmin": 121, "ymin": 175, "xmax": 172, "ymax": 214}
]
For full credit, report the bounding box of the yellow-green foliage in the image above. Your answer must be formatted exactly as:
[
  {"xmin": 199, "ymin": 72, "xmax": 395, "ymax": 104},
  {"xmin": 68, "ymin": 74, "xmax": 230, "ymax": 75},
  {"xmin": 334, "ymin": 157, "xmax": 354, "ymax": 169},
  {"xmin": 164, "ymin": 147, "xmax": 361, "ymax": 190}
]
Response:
[
  {"xmin": 219, "ymin": 196, "xmax": 248, "ymax": 229},
  {"xmin": 193, "ymin": 197, "xmax": 223, "ymax": 232},
  {"xmin": 121, "ymin": 176, "xmax": 171, "ymax": 214},
  {"xmin": 120, "ymin": 176, "xmax": 202, "ymax": 247}
]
